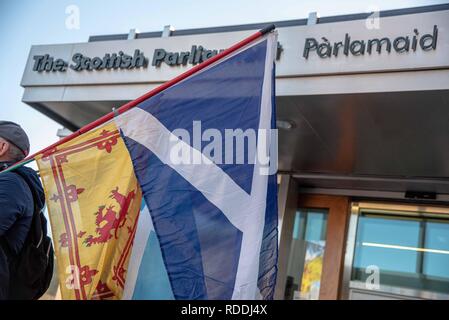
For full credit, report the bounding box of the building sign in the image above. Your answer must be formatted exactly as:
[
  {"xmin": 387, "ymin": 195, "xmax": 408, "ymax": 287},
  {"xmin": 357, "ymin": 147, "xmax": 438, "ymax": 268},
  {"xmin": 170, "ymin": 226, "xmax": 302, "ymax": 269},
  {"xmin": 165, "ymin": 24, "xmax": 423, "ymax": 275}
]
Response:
[
  {"xmin": 152, "ymin": 46, "xmax": 224, "ymax": 67},
  {"xmin": 152, "ymin": 43, "xmax": 283, "ymax": 67},
  {"xmin": 32, "ymin": 49, "xmax": 148, "ymax": 72},
  {"xmin": 303, "ymin": 25, "xmax": 438, "ymax": 59},
  {"xmin": 31, "ymin": 23, "xmax": 439, "ymax": 73},
  {"xmin": 20, "ymin": 9, "xmax": 449, "ymax": 88},
  {"xmin": 31, "ymin": 43, "xmax": 284, "ymax": 72}
]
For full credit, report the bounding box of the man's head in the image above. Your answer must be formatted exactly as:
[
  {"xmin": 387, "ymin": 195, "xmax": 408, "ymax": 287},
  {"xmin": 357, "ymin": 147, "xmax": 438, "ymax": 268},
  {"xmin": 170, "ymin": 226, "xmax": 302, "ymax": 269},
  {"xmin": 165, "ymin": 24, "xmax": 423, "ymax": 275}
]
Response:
[{"xmin": 0, "ymin": 121, "xmax": 30, "ymax": 163}]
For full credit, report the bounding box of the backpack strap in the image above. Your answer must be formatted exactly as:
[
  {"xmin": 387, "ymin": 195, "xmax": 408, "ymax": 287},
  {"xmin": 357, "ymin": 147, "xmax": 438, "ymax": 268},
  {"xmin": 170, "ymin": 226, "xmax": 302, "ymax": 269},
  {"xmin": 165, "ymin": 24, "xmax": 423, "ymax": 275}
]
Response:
[
  {"xmin": 13, "ymin": 170, "xmax": 41, "ymax": 215},
  {"xmin": 0, "ymin": 236, "xmax": 13, "ymax": 257},
  {"xmin": 12, "ymin": 170, "xmax": 44, "ymax": 248}
]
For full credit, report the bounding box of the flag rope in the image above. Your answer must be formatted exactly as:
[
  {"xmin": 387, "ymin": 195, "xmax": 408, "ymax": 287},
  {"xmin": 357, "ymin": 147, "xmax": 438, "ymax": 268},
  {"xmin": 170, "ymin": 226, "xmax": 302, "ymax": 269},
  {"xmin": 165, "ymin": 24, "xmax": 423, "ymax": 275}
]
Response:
[{"xmin": 1, "ymin": 24, "xmax": 275, "ymax": 175}]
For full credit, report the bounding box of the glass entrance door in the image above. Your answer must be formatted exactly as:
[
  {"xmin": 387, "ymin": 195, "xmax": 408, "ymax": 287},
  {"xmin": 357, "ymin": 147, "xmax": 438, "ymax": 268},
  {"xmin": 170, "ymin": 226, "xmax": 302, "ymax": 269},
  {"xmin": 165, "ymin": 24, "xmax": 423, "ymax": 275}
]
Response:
[
  {"xmin": 344, "ymin": 202, "xmax": 449, "ymax": 300},
  {"xmin": 278, "ymin": 194, "xmax": 350, "ymax": 300},
  {"xmin": 284, "ymin": 208, "xmax": 328, "ymax": 300}
]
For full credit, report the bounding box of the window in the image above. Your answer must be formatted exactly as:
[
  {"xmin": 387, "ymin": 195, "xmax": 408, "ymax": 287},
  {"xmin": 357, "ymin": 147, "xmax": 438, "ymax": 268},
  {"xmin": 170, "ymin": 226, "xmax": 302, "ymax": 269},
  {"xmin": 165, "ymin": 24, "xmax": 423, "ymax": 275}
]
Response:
[
  {"xmin": 352, "ymin": 211, "xmax": 449, "ymax": 294},
  {"xmin": 284, "ymin": 209, "xmax": 328, "ymax": 300}
]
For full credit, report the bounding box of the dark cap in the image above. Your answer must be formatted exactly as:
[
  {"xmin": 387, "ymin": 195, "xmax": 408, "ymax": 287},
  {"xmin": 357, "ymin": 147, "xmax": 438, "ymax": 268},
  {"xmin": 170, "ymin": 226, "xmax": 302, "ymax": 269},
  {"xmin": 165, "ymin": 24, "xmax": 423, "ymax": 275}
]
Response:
[{"xmin": 0, "ymin": 121, "xmax": 30, "ymax": 157}]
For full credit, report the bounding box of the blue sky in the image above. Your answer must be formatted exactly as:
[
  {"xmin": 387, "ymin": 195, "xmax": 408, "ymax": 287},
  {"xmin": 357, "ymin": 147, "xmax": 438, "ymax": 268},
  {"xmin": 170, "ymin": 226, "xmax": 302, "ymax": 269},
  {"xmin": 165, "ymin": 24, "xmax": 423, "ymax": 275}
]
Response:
[{"xmin": 0, "ymin": 0, "xmax": 447, "ymax": 157}]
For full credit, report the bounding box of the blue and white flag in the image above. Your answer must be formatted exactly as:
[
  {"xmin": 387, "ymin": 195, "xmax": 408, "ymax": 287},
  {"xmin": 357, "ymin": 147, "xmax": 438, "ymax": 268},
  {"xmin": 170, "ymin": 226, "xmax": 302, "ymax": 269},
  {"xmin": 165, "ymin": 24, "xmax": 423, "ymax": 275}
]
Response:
[{"xmin": 120, "ymin": 32, "xmax": 278, "ymax": 300}]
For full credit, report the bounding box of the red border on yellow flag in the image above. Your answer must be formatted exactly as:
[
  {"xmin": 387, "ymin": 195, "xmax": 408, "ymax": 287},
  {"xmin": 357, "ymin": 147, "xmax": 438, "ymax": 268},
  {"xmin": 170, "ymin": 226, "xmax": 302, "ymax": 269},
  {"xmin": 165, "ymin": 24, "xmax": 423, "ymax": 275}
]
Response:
[{"xmin": 36, "ymin": 121, "xmax": 142, "ymax": 300}]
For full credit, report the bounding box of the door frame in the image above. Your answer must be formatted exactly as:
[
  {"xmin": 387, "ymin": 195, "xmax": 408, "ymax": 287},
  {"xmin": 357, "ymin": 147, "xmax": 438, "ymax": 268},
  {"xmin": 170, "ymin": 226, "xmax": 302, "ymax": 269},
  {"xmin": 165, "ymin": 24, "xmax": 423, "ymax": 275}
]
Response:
[
  {"xmin": 275, "ymin": 186, "xmax": 351, "ymax": 300},
  {"xmin": 297, "ymin": 195, "xmax": 350, "ymax": 300}
]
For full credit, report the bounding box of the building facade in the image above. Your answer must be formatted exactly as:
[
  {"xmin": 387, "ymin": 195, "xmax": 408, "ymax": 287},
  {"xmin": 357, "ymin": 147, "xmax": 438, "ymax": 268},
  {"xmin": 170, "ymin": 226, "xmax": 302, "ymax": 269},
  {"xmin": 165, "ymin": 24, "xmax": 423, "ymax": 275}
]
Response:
[{"xmin": 21, "ymin": 4, "xmax": 449, "ymax": 299}]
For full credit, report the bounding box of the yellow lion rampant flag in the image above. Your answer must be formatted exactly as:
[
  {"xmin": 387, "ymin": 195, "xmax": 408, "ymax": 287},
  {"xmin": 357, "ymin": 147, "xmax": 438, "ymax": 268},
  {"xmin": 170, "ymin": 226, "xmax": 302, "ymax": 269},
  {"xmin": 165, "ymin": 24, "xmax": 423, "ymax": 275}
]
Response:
[{"xmin": 36, "ymin": 121, "xmax": 142, "ymax": 300}]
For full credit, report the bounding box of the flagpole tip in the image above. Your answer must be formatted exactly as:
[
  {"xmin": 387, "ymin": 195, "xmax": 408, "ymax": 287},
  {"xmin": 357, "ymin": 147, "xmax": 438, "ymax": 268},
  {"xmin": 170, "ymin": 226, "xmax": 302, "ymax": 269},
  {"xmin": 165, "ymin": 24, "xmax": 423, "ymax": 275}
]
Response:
[{"xmin": 259, "ymin": 24, "xmax": 276, "ymax": 35}]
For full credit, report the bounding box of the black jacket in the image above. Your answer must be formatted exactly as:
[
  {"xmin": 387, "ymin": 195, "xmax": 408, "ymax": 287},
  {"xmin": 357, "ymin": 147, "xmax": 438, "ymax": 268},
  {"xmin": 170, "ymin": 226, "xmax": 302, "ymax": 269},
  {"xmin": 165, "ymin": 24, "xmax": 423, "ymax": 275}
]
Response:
[{"xmin": 0, "ymin": 163, "xmax": 45, "ymax": 299}]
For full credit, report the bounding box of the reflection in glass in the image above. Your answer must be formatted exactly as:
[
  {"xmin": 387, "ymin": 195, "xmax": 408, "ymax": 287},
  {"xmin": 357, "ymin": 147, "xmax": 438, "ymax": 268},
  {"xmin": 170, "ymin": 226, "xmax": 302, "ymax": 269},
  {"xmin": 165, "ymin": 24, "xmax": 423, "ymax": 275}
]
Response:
[
  {"xmin": 284, "ymin": 209, "xmax": 328, "ymax": 300},
  {"xmin": 352, "ymin": 212, "xmax": 449, "ymax": 294}
]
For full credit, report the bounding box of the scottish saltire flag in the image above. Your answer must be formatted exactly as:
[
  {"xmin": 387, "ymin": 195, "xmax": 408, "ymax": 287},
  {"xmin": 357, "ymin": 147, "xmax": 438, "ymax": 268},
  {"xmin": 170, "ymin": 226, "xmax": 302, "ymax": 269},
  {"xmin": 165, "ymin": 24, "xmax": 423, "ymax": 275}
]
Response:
[
  {"xmin": 119, "ymin": 32, "xmax": 278, "ymax": 300},
  {"xmin": 36, "ymin": 31, "xmax": 278, "ymax": 300}
]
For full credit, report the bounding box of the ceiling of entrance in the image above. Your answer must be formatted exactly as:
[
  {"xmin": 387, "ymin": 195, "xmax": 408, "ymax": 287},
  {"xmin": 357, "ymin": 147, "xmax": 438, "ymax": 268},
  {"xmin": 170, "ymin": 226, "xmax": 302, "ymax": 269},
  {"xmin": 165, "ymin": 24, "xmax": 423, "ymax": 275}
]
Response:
[{"xmin": 277, "ymin": 90, "xmax": 449, "ymax": 178}]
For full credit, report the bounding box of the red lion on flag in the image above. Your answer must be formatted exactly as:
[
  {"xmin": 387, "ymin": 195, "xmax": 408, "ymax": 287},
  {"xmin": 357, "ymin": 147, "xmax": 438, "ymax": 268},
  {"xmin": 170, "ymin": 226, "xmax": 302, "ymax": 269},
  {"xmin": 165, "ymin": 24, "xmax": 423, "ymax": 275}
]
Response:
[{"xmin": 84, "ymin": 187, "xmax": 137, "ymax": 246}]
